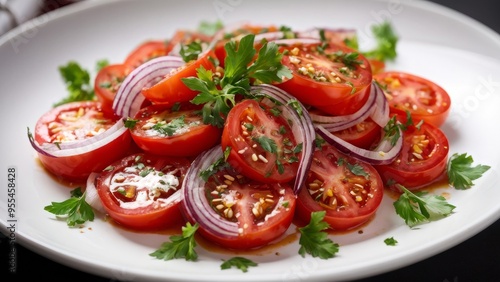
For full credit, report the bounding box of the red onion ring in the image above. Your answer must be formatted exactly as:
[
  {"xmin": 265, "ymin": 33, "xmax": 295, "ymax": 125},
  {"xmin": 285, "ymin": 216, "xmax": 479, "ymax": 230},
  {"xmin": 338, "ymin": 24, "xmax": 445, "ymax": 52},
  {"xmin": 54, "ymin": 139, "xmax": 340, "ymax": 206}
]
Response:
[
  {"xmin": 182, "ymin": 145, "xmax": 239, "ymax": 238},
  {"xmin": 250, "ymin": 84, "xmax": 315, "ymax": 194},
  {"xmin": 315, "ymin": 124, "xmax": 402, "ymax": 165},
  {"xmin": 113, "ymin": 56, "xmax": 184, "ymax": 118},
  {"xmin": 28, "ymin": 119, "xmax": 128, "ymax": 158}
]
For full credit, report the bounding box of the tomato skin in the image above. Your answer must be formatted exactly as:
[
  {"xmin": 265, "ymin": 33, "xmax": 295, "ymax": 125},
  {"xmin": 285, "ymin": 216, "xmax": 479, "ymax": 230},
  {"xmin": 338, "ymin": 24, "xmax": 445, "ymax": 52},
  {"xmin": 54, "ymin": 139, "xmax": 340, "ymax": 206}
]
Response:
[
  {"xmin": 129, "ymin": 104, "xmax": 222, "ymax": 157},
  {"xmin": 141, "ymin": 50, "xmax": 216, "ymax": 106},
  {"xmin": 221, "ymin": 99, "xmax": 300, "ymax": 184},
  {"xmin": 124, "ymin": 40, "xmax": 171, "ymax": 69},
  {"xmin": 295, "ymin": 143, "xmax": 384, "ymax": 231},
  {"xmin": 277, "ymin": 43, "xmax": 372, "ymax": 116},
  {"xmin": 94, "ymin": 64, "xmax": 131, "ymax": 115},
  {"xmin": 34, "ymin": 101, "xmax": 132, "ymax": 182},
  {"xmin": 374, "ymin": 121, "xmax": 449, "ymax": 192},
  {"xmin": 96, "ymin": 153, "xmax": 191, "ymax": 231},
  {"xmin": 373, "ymin": 71, "xmax": 451, "ymax": 128}
]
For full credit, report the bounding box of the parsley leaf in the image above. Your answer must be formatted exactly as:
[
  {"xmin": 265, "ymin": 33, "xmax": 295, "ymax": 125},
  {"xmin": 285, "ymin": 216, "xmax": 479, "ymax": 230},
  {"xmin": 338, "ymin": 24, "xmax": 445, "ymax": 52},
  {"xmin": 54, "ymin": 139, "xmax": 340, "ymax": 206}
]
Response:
[
  {"xmin": 183, "ymin": 34, "xmax": 291, "ymax": 128},
  {"xmin": 44, "ymin": 187, "xmax": 95, "ymax": 227},
  {"xmin": 197, "ymin": 20, "xmax": 224, "ymax": 36},
  {"xmin": 221, "ymin": 257, "xmax": 258, "ymax": 273},
  {"xmin": 384, "ymin": 237, "xmax": 398, "ymax": 246},
  {"xmin": 298, "ymin": 211, "xmax": 339, "ymax": 259},
  {"xmin": 54, "ymin": 61, "xmax": 95, "ymax": 107},
  {"xmin": 447, "ymin": 153, "xmax": 491, "ymax": 190},
  {"xmin": 150, "ymin": 222, "xmax": 199, "ymax": 261},
  {"xmin": 362, "ymin": 21, "xmax": 399, "ymax": 62},
  {"xmin": 393, "ymin": 185, "xmax": 455, "ymax": 228},
  {"xmin": 180, "ymin": 41, "xmax": 204, "ymax": 63},
  {"xmin": 254, "ymin": 136, "xmax": 278, "ymax": 153}
]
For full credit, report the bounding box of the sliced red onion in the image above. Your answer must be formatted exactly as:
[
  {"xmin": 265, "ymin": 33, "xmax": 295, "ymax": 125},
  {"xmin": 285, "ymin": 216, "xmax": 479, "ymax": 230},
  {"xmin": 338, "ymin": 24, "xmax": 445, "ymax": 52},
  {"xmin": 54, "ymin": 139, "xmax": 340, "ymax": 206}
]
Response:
[
  {"xmin": 250, "ymin": 84, "xmax": 315, "ymax": 194},
  {"xmin": 271, "ymin": 38, "xmax": 321, "ymax": 46},
  {"xmin": 315, "ymin": 124, "xmax": 402, "ymax": 165},
  {"xmin": 28, "ymin": 119, "xmax": 128, "ymax": 158},
  {"xmin": 310, "ymin": 84, "xmax": 376, "ymax": 132},
  {"xmin": 85, "ymin": 172, "xmax": 106, "ymax": 214},
  {"xmin": 182, "ymin": 145, "xmax": 239, "ymax": 238},
  {"xmin": 297, "ymin": 28, "xmax": 357, "ymax": 43},
  {"xmin": 113, "ymin": 56, "xmax": 184, "ymax": 118},
  {"xmin": 369, "ymin": 81, "xmax": 390, "ymax": 127}
]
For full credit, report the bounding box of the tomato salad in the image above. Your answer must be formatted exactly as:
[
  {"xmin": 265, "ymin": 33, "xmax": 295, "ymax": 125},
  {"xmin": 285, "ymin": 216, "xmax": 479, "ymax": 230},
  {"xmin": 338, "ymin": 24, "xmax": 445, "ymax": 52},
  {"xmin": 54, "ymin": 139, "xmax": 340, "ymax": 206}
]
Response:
[{"xmin": 32, "ymin": 21, "xmax": 490, "ymax": 265}]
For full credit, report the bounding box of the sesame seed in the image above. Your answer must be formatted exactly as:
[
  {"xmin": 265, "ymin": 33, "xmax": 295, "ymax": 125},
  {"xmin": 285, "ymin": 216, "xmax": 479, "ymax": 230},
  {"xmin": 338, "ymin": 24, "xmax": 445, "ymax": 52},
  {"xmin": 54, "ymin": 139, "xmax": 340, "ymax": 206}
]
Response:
[{"xmin": 258, "ymin": 154, "xmax": 269, "ymax": 163}]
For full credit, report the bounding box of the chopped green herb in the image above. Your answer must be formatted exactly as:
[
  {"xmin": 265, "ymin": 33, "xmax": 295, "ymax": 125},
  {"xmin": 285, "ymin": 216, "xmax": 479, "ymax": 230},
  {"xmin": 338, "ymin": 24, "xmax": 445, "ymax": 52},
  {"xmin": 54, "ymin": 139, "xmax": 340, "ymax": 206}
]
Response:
[
  {"xmin": 150, "ymin": 222, "xmax": 199, "ymax": 261},
  {"xmin": 180, "ymin": 41, "xmax": 204, "ymax": 63},
  {"xmin": 123, "ymin": 118, "xmax": 139, "ymax": 129},
  {"xmin": 447, "ymin": 153, "xmax": 491, "ymax": 190},
  {"xmin": 221, "ymin": 257, "xmax": 258, "ymax": 273},
  {"xmin": 393, "ymin": 185, "xmax": 455, "ymax": 228},
  {"xmin": 362, "ymin": 21, "xmax": 399, "ymax": 62},
  {"xmin": 54, "ymin": 61, "xmax": 95, "ymax": 107},
  {"xmin": 384, "ymin": 237, "xmax": 398, "ymax": 246},
  {"xmin": 298, "ymin": 211, "xmax": 339, "ymax": 259},
  {"xmin": 44, "ymin": 187, "xmax": 95, "ymax": 227}
]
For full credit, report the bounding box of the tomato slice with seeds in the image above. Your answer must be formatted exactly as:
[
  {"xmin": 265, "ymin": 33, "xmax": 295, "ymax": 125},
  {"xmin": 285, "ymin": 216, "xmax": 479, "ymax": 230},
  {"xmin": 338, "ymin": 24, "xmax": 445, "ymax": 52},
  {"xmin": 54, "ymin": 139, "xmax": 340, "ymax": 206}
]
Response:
[
  {"xmin": 374, "ymin": 121, "xmax": 449, "ymax": 192},
  {"xmin": 34, "ymin": 101, "xmax": 132, "ymax": 181},
  {"xmin": 296, "ymin": 143, "xmax": 384, "ymax": 231},
  {"xmin": 332, "ymin": 118, "xmax": 382, "ymax": 150},
  {"xmin": 221, "ymin": 99, "xmax": 301, "ymax": 184},
  {"xmin": 96, "ymin": 153, "xmax": 191, "ymax": 231},
  {"xmin": 128, "ymin": 103, "xmax": 221, "ymax": 157},
  {"xmin": 183, "ymin": 162, "xmax": 296, "ymax": 250},
  {"xmin": 373, "ymin": 71, "xmax": 451, "ymax": 128},
  {"xmin": 94, "ymin": 64, "xmax": 131, "ymax": 115},
  {"xmin": 277, "ymin": 43, "xmax": 372, "ymax": 116}
]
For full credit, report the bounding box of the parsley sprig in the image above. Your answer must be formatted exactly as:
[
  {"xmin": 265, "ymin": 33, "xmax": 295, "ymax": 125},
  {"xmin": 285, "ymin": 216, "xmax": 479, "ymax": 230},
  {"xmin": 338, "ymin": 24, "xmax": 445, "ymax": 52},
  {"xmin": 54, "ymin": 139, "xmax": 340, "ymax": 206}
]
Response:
[
  {"xmin": 182, "ymin": 34, "xmax": 292, "ymax": 128},
  {"xmin": 394, "ymin": 185, "xmax": 455, "ymax": 228},
  {"xmin": 447, "ymin": 153, "xmax": 491, "ymax": 189},
  {"xmin": 221, "ymin": 257, "xmax": 258, "ymax": 273},
  {"xmin": 150, "ymin": 222, "xmax": 199, "ymax": 261},
  {"xmin": 298, "ymin": 211, "xmax": 339, "ymax": 259},
  {"xmin": 44, "ymin": 187, "xmax": 95, "ymax": 227}
]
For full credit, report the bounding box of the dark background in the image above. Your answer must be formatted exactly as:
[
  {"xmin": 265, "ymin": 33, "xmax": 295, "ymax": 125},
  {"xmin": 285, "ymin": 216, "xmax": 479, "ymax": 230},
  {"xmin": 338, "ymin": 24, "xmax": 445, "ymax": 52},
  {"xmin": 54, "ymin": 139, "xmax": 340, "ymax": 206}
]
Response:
[{"xmin": 2, "ymin": 0, "xmax": 499, "ymax": 281}]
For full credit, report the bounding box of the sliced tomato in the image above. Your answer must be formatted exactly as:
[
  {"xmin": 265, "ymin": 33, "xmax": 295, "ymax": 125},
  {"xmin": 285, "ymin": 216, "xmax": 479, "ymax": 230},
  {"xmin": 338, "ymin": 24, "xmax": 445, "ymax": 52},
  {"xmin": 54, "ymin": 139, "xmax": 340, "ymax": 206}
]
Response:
[
  {"xmin": 332, "ymin": 118, "xmax": 382, "ymax": 150},
  {"xmin": 34, "ymin": 101, "xmax": 132, "ymax": 182},
  {"xmin": 296, "ymin": 143, "xmax": 384, "ymax": 231},
  {"xmin": 182, "ymin": 160, "xmax": 296, "ymax": 249},
  {"xmin": 373, "ymin": 71, "xmax": 451, "ymax": 128},
  {"xmin": 124, "ymin": 40, "xmax": 171, "ymax": 69},
  {"xmin": 221, "ymin": 99, "xmax": 301, "ymax": 183},
  {"xmin": 374, "ymin": 121, "xmax": 449, "ymax": 192},
  {"xmin": 277, "ymin": 43, "xmax": 373, "ymax": 116},
  {"xmin": 96, "ymin": 153, "xmax": 191, "ymax": 231},
  {"xmin": 140, "ymin": 50, "xmax": 216, "ymax": 106},
  {"xmin": 128, "ymin": 103, "xmax": 221, "ymax": 157},
  {"xmin": 94, "ymin": 64, "xmax": 131, "ymax": 115}
]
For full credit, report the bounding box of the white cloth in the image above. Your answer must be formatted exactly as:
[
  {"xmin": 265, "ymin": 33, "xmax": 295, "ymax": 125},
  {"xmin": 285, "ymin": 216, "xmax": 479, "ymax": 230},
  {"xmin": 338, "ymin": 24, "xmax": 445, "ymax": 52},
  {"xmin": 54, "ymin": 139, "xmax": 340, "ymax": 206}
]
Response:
[{"xmin": 0, "ymin": 0, "xmax": 44, "ymax": 36}]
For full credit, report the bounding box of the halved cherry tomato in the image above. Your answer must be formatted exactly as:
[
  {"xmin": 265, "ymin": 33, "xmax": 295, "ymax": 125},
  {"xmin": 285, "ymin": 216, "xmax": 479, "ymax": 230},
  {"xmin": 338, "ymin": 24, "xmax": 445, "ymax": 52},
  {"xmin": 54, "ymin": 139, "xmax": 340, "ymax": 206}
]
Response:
[
  {"xmin": 182, "ymin": 162, "xmax": 296, "ymax": 249},
  {"xmin": 277, "ymin": 43, "xmax": 373, "ymax": 116},
  {"xmin": 96, "ymin": 153, "xmax": 191, "ymax": 231},
  {"xmin": 94, "ymin": 64, "xmax": 131, "ymax": 115},
  {"xmin": 295, "ymin": 142, "xmax": 384, "ymax": 231},
  {"xmin": 373, "ymin": 71, "xmax": 451, "ymax": 128},
  {"xmin": 124, "ymin": 40, "xmax": 171, "ymax": 69},
  {"xmin": 34, "ymin": 101, "xmax": 132, "ymax": 182},
  {"xmin": 221, "ymin": 99, "xmax": 301, "ymax": 183},
  {"xmin": 332, "ymin": 118, "xmax": 382, "ymax": 150},
  {"xmin": 140, "ymin": 50, "xmax": 216, "ymax": 106},
  {"xmin": 374, "ymin": 121, "xmax": 449, "ymax": 192},
  {"xmin": 128, "ymin": 103, "xmax": 221, "ymax": 157}
]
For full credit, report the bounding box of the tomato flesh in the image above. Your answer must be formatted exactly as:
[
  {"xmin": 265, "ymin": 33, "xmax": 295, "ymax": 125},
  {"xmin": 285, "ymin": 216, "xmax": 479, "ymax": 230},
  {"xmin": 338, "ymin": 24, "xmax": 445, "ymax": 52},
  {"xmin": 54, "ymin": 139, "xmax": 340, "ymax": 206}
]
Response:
[
  {"xmin": 277, "ymin": 43, "xmax": 372, "ymax": 116},
  {"xmin": 94, "ymin": 64, "xmax": 130, "ymax": 115},
  {"xmin": 129, "ymin": 104, "xmax": 221, "ymax": 157},
  {"xmin": 221, "ymin": 99, "xmax": 300, "ymax": 184},
  {"xmin": 374, "ymin": 71, "xmax": 451, "ymax": 128},
  {"xmin": 296, "ymin": 143, "xmax": 384, "ymax": 231},
  {"xmin": 96, "ymin": 153, "xmax": 191, "ymax": 231},
  {"xmin": 374, "ymin": 121, "xmax": 449, "ymax": 191},
  {"xmin": 34, "ymin": 101, "xmax": 132, "ymax": 181}
]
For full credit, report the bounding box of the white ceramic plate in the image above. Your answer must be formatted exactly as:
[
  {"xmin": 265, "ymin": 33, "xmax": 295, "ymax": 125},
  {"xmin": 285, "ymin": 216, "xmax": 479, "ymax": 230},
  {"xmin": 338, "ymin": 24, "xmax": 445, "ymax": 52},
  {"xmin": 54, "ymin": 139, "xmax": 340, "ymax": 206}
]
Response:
[{"xmin": 1, "ymin": 0, "xmax": 500, "ymax": 281}]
